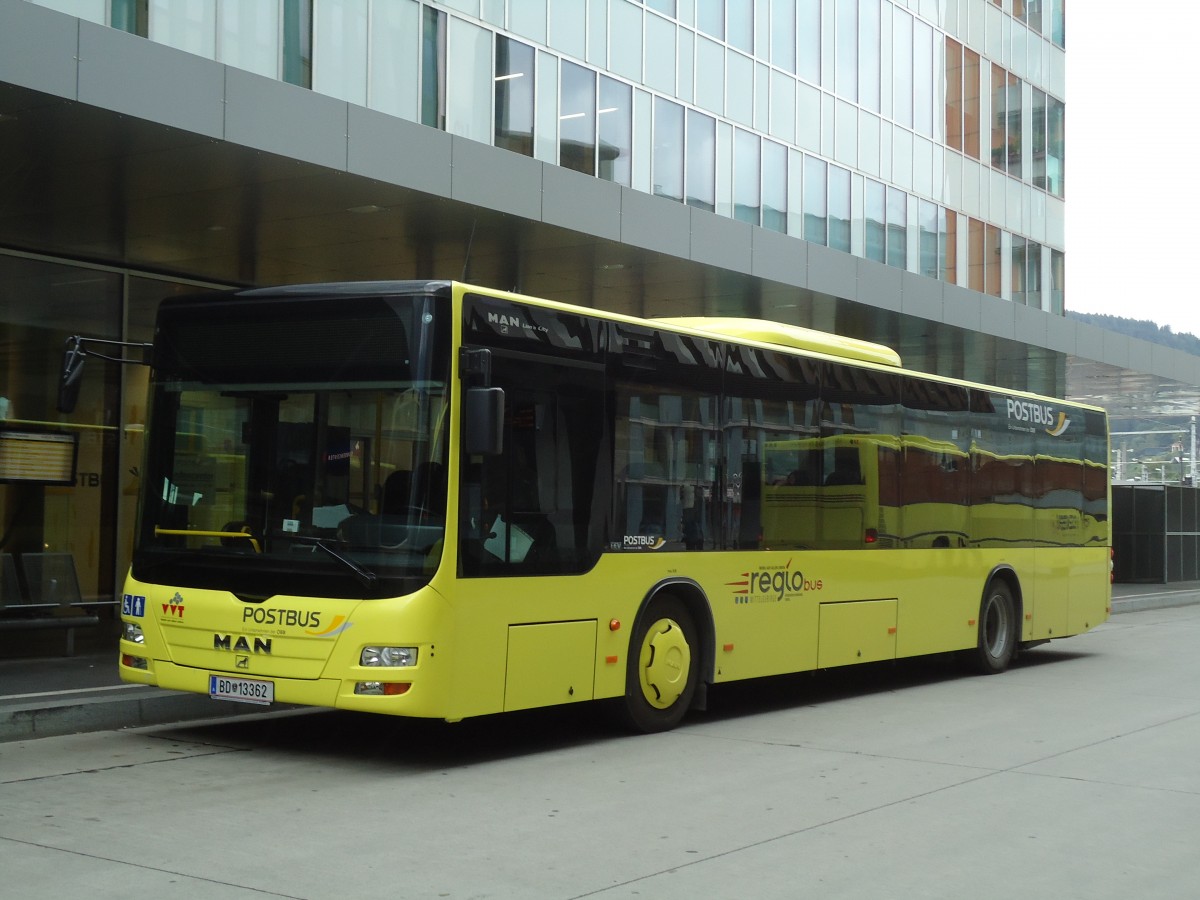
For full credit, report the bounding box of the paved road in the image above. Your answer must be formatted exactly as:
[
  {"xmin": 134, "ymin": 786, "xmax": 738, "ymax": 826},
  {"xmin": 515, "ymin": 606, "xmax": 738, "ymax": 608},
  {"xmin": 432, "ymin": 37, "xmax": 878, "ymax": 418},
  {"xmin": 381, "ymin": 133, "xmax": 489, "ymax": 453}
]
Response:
[{"xmin": 2, "ymin": 604, "xmax": 1199, "ymax": 899}]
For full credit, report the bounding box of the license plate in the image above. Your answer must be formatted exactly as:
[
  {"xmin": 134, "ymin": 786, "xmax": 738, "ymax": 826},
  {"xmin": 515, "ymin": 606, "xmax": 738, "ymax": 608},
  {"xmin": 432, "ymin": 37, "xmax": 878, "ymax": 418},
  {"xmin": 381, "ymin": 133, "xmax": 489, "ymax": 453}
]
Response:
[{"xmin": 209, "ymin": 675, "xmax": 274, "ymax": 705}]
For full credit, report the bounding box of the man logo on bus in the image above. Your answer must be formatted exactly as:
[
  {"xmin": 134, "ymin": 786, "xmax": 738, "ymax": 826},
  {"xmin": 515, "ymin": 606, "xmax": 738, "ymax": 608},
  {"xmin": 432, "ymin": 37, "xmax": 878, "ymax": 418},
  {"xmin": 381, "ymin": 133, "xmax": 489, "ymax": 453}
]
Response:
[
  {"xmin": 1006, "ymin": 398, "xmax": 1071, "ymax": 437},
  {"xmin": 728, "ymin": 560, "xmax": 823, "ymax": 603}
]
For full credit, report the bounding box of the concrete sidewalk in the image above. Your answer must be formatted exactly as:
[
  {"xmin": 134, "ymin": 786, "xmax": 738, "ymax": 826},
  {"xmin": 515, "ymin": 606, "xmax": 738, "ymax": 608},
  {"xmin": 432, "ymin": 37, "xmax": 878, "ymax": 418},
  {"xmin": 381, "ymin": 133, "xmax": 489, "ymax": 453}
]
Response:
[{"xmin": 2, "ymin": 581, "xmax": 1196, "ymax": 743}]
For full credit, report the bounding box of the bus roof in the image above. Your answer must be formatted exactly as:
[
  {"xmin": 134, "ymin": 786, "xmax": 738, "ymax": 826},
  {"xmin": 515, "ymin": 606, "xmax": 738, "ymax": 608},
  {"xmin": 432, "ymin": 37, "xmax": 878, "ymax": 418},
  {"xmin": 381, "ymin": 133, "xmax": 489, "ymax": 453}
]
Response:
[{"xmin": 654, "ymin": 316, "xmax": 903, "ymax": 368}]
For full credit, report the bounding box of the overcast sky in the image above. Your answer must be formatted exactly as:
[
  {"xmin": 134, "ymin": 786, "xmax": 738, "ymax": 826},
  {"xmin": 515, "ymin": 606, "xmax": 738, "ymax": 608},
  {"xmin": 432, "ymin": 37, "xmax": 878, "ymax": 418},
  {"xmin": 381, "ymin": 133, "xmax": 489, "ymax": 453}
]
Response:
[{"xmin": 1065, "ymin": 6, "xmax": 1199, "ymax": 337}]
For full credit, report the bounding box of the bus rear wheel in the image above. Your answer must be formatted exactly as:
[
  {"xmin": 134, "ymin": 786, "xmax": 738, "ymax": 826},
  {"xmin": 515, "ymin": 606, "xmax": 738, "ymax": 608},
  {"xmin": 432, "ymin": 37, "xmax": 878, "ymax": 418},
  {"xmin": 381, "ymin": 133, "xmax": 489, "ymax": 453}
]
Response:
[
  {"xmin": 622, "ymin": 596, "xmax": 699, "ymax": 733},
  {"xmin": 971, "ymin": 580, "xmax": 1018, "ymax": 674}
]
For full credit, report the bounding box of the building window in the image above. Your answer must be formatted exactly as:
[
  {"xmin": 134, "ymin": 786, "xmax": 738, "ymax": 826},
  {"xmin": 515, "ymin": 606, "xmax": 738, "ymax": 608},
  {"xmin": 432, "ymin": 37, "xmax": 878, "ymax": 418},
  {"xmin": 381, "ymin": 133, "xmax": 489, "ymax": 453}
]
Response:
[
  {"xmin": 942, "ymin": 209, "xmax": 957, "ymax": 283},
  {"xmin": 1051, "ymin": 249, "xmax": 1065, "ymax": 314},
  {"xmin": 828, "ymin": 165, "xmax": 851, "ymax": 252},
  {"xmin": 964, "ymin": 48, "xmax": 981, "ymax": 160},
  {"xmin": 803, "ymin": 156, "xmax": 828, "ymax": 245},
  {"xmin": 991, "ymin": 65, "xmax": 1021, "ymax": 175},
  {"xmin": 919, "ymin": 200, "xmax": 938, "ymax": 279},
  {"xmin": 561, "ymin": 61, "xmax": 597, "ymax": 176},
  {"xmin": 697, "ymin": 0, "xmax": 724, "ymax": 40},
  {"xmin": 599, "ymin": 76, "xmax": 633, "ymax": 186},
  {"xmin": 282, "ymin": 0, "xmax": 312, "ymax": 88},
  {"xmin": 686, "ymin": 109, "xmax": 716, "ymax": 211},
  {"xmin": 421, "ymin": 6, "xmax": 446, "ymax": 129},
  {"xmin": 733, "ymin": 129, "xmax": 761, "ymax": 224},
  {"xmin": 946, "ymin": 38, "xmax": 963, "ymax": 153},
  {"xmin": 771, "ymin": 0, "xmax": 797, "ymax": 73},
  {"xmin": 886, "ymin": 187, "xmax": 907, "ymax": 269},
  {"xmin": 893, "ymin": 9, "xmax": 913, "ymax": 129},
  {"xmin": 653, "ymin": 97, "xmax": 685, "ymax": 201},
  {"xmin": 1047, "ymin": 96, "xmax": 1065, "ymax": 197},
  {"xmin": 798, "ymin": 0, "xmax": 820, "ymax": 85},
  {"xmin": 968, "ymin": 217, "xmax": 984, "ymax": 293},
  {"xmin": 835, "ymin": 0, "xmax": 857, "ymax": 102},
  {"xmin": 1012, "ymin": 236, "xmax": 1027, "ymax": 305},
  {"xmin": 495, "ymin": 36, "xmax": 535, "ymax": 157},
  {"xmin": 865, "ymin": 179, "xmax": 886, "ymax": 263},
  {"xmin": 1031, "ymin": 88, "xmax": 1047, "ymax": 189},
  {"xmin": 762, "ymin": 139, "xmax": 788, "ymax": 233},
  {"xmin": 111, "ymin": 0, "xmax": 148, "ymax": 36},
  {"xmin": 985, "ymin": 224, "xmax": 1002, "ymax": 297},
  {"xmin": 859, "ymin": 0, "xmax": 881, "ymax": 112}
]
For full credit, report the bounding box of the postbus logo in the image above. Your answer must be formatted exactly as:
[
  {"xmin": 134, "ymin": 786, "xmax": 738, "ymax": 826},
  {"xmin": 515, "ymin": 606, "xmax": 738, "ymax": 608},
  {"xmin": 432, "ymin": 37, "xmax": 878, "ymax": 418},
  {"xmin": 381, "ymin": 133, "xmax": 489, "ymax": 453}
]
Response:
[
  {"xmin": 728, "ymin": 560, "xmax": 822, "ymax": 604},
  {"xmin": 1006, "ymin": 398, "xmax": 1071, "ymax": 437}
]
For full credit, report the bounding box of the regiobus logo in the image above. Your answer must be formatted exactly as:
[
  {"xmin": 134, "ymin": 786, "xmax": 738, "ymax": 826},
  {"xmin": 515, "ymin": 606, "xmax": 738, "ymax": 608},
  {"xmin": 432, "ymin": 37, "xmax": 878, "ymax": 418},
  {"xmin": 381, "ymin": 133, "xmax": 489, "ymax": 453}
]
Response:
[
  {"xmin": 728, "ymin": 560, "xmax": 823, "ymax": 604},
  {"xmin": 1006, "ymin": 398, "xmax": 1071, "ymax": 437}
]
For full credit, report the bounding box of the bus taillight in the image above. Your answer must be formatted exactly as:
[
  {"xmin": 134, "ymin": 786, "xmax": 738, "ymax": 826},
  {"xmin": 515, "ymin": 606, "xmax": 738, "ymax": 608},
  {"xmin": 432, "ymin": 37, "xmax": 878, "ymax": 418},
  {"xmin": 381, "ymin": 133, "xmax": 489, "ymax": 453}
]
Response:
[{"xmin": 865, "ymin": 529, "xmax": 878, "ymax": 544}]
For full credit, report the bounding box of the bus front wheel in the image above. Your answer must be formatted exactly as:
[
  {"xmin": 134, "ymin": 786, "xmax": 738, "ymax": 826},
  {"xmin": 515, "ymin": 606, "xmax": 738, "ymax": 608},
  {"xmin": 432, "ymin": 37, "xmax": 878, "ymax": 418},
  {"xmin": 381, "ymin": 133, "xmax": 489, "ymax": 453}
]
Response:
[
  {"xmin": 971, "ymin": 580, "xmax": 1018, "ymax": 674},
  {"xmin": 622, "ymin": 596, "xmax": 699, "ymax": 733}
]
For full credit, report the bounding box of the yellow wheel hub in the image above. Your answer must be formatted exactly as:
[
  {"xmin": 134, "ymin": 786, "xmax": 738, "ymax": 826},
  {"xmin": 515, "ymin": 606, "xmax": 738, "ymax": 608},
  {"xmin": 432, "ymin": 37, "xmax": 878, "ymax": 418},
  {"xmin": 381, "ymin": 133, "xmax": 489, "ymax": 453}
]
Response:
[{"xmin": 638, "ymin": 617, "xmax": 691, "ymax": 709}]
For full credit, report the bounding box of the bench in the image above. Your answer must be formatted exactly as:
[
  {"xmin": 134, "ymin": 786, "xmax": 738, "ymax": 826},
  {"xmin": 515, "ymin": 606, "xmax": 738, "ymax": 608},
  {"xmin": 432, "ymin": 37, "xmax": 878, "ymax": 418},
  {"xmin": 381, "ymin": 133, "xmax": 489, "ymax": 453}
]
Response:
[{"xmin": 0, "ymin": 552, "xmax": 104, "ymax": 656}]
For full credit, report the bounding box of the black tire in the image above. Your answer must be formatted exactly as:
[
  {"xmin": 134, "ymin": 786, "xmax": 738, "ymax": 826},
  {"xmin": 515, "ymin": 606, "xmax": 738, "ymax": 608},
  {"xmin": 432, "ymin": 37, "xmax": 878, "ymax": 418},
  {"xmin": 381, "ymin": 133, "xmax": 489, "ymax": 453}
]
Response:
[
  {"xmin": 971, "ymin": 580, "xmax": 1018, "ymax": 674},
  {"xmin": 621, "ymin": 595, "xmax": 700, "ymax": 733}
]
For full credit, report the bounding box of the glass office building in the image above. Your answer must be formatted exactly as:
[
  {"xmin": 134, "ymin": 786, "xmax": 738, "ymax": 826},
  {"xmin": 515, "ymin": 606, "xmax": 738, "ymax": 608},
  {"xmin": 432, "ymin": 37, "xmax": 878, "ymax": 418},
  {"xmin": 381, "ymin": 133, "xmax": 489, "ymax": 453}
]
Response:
[{"xmin": 0, "ymin": 0, "xmax": 1194, "ymax": 611}]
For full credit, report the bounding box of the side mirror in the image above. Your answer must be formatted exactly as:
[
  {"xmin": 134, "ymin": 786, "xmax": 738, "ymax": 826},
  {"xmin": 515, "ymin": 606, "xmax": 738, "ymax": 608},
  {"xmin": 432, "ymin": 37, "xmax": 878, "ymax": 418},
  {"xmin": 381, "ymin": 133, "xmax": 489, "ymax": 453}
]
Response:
[
  {"xmin": 464, "ymin": 387, "xmax": 504, "ymax": 456},
  {"xmin": 58, "ymin": 337, "xmax": 87, "ymax": 414}
]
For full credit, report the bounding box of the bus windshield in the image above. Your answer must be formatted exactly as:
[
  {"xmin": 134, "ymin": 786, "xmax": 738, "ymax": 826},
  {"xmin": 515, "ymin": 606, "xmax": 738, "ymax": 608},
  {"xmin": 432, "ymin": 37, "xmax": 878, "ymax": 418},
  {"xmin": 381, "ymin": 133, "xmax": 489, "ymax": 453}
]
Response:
[{"xmin": 132, "ymin": 287, "xmax": 452, "ymax": 599}]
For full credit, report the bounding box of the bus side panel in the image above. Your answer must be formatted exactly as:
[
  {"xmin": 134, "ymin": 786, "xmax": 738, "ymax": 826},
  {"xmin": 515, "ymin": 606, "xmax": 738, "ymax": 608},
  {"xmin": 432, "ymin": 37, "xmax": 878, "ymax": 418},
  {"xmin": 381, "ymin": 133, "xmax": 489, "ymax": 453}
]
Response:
[
  {"xmin": 1067, "ymin": 548, "xmax": 1112, "ymax": 635},
  {"xmin": 889, "ymin": 550, "xmax": 992, "ymax": 659}
]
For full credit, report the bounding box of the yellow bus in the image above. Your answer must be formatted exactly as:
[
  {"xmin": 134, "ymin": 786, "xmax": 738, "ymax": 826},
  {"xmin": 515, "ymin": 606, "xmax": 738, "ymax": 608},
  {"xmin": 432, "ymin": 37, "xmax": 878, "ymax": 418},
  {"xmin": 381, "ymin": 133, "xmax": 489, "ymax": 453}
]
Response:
[{"xmin": 106, "ymin": 281, "xmax": 1110, "ymax": 731}]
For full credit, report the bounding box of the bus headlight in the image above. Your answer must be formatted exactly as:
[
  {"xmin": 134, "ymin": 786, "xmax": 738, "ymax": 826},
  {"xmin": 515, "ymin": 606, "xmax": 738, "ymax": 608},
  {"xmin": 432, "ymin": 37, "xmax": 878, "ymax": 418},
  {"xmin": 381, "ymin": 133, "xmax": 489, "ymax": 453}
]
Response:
[
  {"xmin": 360, "ymin": 646, "xmax": 418, "ymax": 667},
  {"xmin": 122, "ymin": 622, "xmax": 145, "ymax": 644}
]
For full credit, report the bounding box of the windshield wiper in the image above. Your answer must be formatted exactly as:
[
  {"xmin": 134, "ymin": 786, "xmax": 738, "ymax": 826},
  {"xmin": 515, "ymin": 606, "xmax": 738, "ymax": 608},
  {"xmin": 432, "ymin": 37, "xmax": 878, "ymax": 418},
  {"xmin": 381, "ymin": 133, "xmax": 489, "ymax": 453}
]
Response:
[{"xmin": 287, "ymin": 535, "xmax": 378, "ymax": 588}]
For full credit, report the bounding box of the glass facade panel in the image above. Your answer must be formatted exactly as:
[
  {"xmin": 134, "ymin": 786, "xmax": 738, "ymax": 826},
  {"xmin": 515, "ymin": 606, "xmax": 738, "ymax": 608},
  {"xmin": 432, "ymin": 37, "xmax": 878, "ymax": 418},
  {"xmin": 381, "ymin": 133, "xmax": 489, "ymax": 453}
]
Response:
[
  {"xmin": 919, "ymin": 199, "xmax": 938, "ymax": 278},
  {"xmin": 1031, "ymin": 87, "xmax": 1047, "ymax": 189},
  {"xmin": 985, "ymin": 224, "xmax": 1002, "ymax": 296},
  {"xmin": 313, "ymin": 0, "xmax": 367, "ymax": 105},
  {"xmin": 561, "ymin": 60, "xmax": 597, "ymax": 175},
  {"xmin": 858, "ymin": 0, "xmax": 880, "ymax": 112},
  {"xmin": 510, "ymin": 0, "xmax": 548, "ymax": 44},
  {"xmin": 968, "ymin": 216, "xmax": 985, "ymax": 292},
  {"xmin": 964, "ymin": 47, "xmax": 981, "ymax": 160},
  {"xmin": 217, "ymin": 0, "xmax": 280, "ymax": 78},
  {"xmin": 733, "ymin": 129, "xmax": 761, "ymax": 224},
  {"xmin": 797, "ymin": 0, "xmax": 821, "ymax": 85},
  {"xmin": 653, "ymin": 97, "xmax": 685, "ymax": 202},
  {"xmin": 990, "ymin": 63, "xmax": 1006, "ymax": 171},
  {"xmin": 942, "ymin": 208, "xmax": 957, "ymax": 283},
  {"xmin": 535, "ymin": 50, "xmax": 559, "ymax": 162},
  {"xmin": 727, "ymin": 51, "xmax": 754, "ymax": 128},
  {"xmin": 865, "ymin": 179, "xmax": 886, "ymax": 262},
  {"xmin": 611, "ymin": 0, "xmax": 643, "ymax": 82},
  {"xmin": 697, "ymin": 0, "xmax": 723, "ymax": 40},
  {"xmin": 548, "ymin": 0, "xmax": 586, "ymax": 58},
  {"xmin": 771, "ymin": 0, "xmax": 797, "ymax": 73},
  {"xmin": 369, "ymin": 0, "xmax": 420, "ymax": 121},
  {"xmin": 282, "ymin": 0, "xmax": 313, "ymax": 88},
  {"xmin": 686, "ymin": 109, "xmax": 717, "ymax": 210},
  {"xmin": 886, "ymin": 186, "xmax": 907, "ymax": 268},
  {"xmin": 1051, "ymin": 248, "xmax": 1065, "ymax": 315},
  {"xmin": 421, "ymin": 6, "xmax": 446, "ymax": 129},
  {"xmin": 645, "ymin": 11, "xmax": 677, "ymax": 93},
  {"xmin": 913, "ymin": 18, "xmax": 933, "ymax": 138},
  {"xmin": 728, "ymin": 1, "xmax": 753, "ymax": 53},
  {"xmin": 696, "ymin": 36, "xmax": 726, "ymax": 115},
  {"xmin": 803, "ymin": 155, "xmax": 828, "ymax": 245},
  {"xmin": 762, "ymin": 139, "xmax": 788, "ymax": 233},
  {"xmin": 893, "ymin": 9, "xmax": 913, "ymax": 128},
  {"xmin": 835, "ymin": 0, "xmax": 857, "ymax": 102},
  {"xmin": 1006, "ymin": 71, "xmax": 1022, "ymax": 176},
  {"xmin": 495, "ymin": 36, "xmax": 535, "ymax": 156},
  {"xmin": 599, "ymin": 76, "xmax": 633, "ymax": 185},
  {"xmin": 945, "ymin": 38, "xmax": 962, "ymax": 152},
  {"xmin": 828, "ymin": 164, "xmax": 851, "ymax": 252},
  {"xmin": 1048, "ymin": 96, "xmax": 1065, "ymax": 197},
  {"xmin": 150, "ymin": 0, "xmax": 216, "ymax": 57},
  {"xmin": 446, "ymin": 17, "xmax": 491, "ymax": 143}
]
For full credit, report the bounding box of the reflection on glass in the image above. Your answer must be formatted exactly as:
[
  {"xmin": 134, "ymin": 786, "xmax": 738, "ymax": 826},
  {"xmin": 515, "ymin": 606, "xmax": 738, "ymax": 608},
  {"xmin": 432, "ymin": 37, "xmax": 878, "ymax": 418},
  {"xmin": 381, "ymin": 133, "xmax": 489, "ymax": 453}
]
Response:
[
  {"xmin": 803, "ymin": 156, "xmax": 828, "ymax": 245},
  {"xmin": 1048, "ymin": 96, "xmax": 1065, "ymax": 197},
  {"xmin": 946, "ymin": 38, "xmax": 963, "ymax": 152},
  {"xmin": 734, "ymin": 129, "xmax": 761, "ymax": 224},
  {"xmin": 942, "ymin": 208, "xmax": 957, "ymax": 283},
  {"xmin": 919, "ymin": 199, "xmax": 938, "ymax": 278},
  {"xmin": 985, "ymin": 224, "xmax": 1001, "ymax": 297},
  {"xmin": 913, "ymin": 19, "xmax": 933, "ymax": 138},
  {"xmin": 599, "ymin": 76, "xmax": 632, "ymax": 185},
  {"xmin": 828, "ymin": 165, "xmax": 851, "ymax": 251},
  {"xmin": 886, "ymin": 187, "xmax": 907, "ymax": 269},
  {"xmin": 686, "ymin": 109, "xmax": 716, "ymax": 211},
  {"xmin": 968, "ymin": 217, "xmax": 984, "ymax": 292},
  {"xmin": 653, "ymin": 97, "xmax": 685, "ymax": 201},
  {"xmin": 964, "ymin": 48, "xmax": 981, "ymax": 159},
  {"xmin": 560, "ymin": 60, "xmax": 597, "ymax": 175},
  {"xmin": 495, "ymin": 36, "xmax": 535, "ymax": 156},
  {"xmin": 762, "ymin": 139, "xmax": 787, "ymax": 233},
  {"xmin": 865, "ymin": 179, "xmax": 885, "ymax": 262}
]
